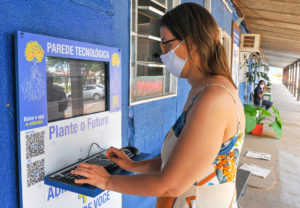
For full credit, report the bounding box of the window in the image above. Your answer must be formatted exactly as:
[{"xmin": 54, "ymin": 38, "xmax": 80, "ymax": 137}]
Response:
[
  {"xmin": 46, "ymin": 57, "xmax": 108, "ymax": 122},
  {"xmin": 204, "ymin": 0, "xmax": 211, "ymax": 13},
  {"xmin": 219, "ymin": 29, "xmax": 232, "ymax": 68},
  {"xmin": 130, "ymin": 0, "xmax": 180, "ymax": 104}
]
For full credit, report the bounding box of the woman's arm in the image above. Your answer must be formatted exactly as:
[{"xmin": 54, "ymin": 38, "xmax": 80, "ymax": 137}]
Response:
[
  {"xmin": 131, "ymin": 157, "xmax": 162, "ymax": 174},
  {"xmin": 105, "ymin": 147, "xmax": 162, "ymax": 174},
  {"xmin": 73, "ymin": 87, "xmax": 232, "ymax": 197}
]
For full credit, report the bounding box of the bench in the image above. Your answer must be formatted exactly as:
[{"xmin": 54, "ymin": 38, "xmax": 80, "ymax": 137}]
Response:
[
  {"xmin": 263, "ymin": 93, "xmax": 272, "ymax": 101},
  {"xmin": 236, "ymin": 169, "xmax": 251, "ymax": 202}
]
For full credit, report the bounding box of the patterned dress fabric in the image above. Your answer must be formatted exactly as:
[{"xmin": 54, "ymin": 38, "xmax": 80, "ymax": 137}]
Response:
[{"xmin": 156, "ymin": 84, "xmax": 245, "ymax": 208}]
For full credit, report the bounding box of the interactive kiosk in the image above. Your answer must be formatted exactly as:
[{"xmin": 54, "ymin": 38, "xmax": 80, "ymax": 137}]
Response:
[{"xmin": 16, "ymin": 31, "xmax": 122, "ymax": 208}]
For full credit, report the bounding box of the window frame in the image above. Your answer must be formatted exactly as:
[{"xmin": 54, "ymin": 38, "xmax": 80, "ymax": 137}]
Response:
[
  {"xmin": 129, "ymin": 0, "xmax": 181, "ymax": 106},
  {"xmin": 219, "ymin": 28, "xmax": 232, "ymax": 68}
]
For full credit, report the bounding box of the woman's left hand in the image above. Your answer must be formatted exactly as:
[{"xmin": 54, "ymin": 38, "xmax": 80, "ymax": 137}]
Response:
[{"xmin": 72, "ymin": 163, "xmax": 111, "ymax": 190}]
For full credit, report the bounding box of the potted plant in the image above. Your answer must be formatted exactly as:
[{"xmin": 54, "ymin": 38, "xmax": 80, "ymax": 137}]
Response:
[
  {"xmin": 265, "ymin": 81, "xmax": 272, "ymax": 93},
  {"xmin": 244, "ymin": 104, "xmax": 282, "ymax": 139},
  {"xmin": 245, "ymin": 70, "xmax": 270, "ymax": 86}
]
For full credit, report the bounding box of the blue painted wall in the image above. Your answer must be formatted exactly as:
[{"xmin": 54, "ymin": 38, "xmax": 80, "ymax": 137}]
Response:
[
  {"xmin": 182, "ymin": 0, "xmax": 205, "ymax": 6},
  {"xmin": 211, "ymin": 0, "xmax": 233, "ymax": 35},
  {"xmin": 239, "ymin": 82, "xmax": 247, "ymax": 104},
  {"xmin": 0, "ymin": 0, "xmax": 248, "ymax": 208},
  {"xmin": 210, "ymin": 0, "xmax": 249, "ymax": 105}
]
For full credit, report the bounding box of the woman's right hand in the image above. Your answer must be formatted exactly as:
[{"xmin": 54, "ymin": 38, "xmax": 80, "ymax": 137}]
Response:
[{"xmin": 106, "ymin": 147, "xmax": 135, "ymax": 172}]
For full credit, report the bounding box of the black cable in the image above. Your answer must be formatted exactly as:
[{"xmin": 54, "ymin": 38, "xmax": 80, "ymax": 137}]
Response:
[{"xmin": 86, "ymin": 143, "xmax": 107, "ymax": 159}]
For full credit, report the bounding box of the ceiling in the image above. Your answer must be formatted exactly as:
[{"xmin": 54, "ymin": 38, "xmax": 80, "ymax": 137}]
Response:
[{"xmin": 232, "ymin": 0, "xmax": 300, "ymax": 68}]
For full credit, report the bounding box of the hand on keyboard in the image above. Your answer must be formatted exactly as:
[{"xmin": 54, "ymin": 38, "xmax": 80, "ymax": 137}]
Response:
[
  {"xmin": 72, "ymin": 146, "xmax": 139, "ymax": 188},
  {"xmin": 48, "ymin": 146, "xmax": 140, "ymax": 187},
  {"xmin": 72, "ymin": 162, "xmax": 110, "ymax": 190},
  {"xmin": 106, "ymin": 147, "xmax": 136, "ymax": 172}
]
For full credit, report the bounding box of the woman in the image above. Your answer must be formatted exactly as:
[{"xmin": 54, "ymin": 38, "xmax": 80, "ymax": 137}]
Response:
[{"xmin": 72, "ymin": 3, "xmax": 245, "ymax": 208}]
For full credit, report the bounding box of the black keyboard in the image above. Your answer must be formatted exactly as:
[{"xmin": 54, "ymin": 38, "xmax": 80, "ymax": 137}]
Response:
[{"xmin": 47, "ymin": 146, "xmax": 139, "ymax": 186}]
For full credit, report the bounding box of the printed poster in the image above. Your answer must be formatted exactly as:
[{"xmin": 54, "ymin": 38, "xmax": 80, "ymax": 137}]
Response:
[{"xmin": 15, "ymin": 31, "xmax": 122, "ymax": 208}]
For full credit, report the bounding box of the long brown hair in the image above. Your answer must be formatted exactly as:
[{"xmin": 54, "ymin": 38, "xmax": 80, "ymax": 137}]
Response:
[{"xmin": 160, "ymin": 2, "xmax": 237, "ymax": 88}]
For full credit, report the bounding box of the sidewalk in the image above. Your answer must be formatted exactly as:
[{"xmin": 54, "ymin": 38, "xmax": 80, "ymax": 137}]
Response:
[{"xmin": 238, "ymin": 83, "xmax": 300, "ymax": 208}]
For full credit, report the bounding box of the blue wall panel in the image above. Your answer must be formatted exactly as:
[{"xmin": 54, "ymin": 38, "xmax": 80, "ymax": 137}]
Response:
[
  {"xmin": 182, "ymin": 0, "xmax": 205, "ymax": 6},
  {"xmin": 211, "ymin": 0, "xmax": 232, "ymax": 35},
  {"xmin": 238, "ymin": 81, "xmax": 247, "ymax": 105}
]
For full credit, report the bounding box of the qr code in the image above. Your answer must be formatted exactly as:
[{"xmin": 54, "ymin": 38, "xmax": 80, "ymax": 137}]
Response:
[
  {"xmin": 27, "ymin": 159, "xmax": 45, "ymax": 187},
  {"xmin": 26, "ymin": 131, "xmax": 45, "ymax": 159}
]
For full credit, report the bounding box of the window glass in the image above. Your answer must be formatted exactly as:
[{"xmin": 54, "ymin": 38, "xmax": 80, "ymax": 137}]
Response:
[
  {"xmin": 130, "ymin": 0, "xmax": 178, "ymax": 103},
  {"xmin": 220, "ymin": 29, "xmax": 231, "ymax": 67},
  {"xmin": 46, "ymin": 57, "xmax": 108, "ymax": 122}
]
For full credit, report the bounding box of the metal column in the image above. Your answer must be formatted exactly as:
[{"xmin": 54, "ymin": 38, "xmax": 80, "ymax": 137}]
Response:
[
  {"xmin": 283, "ymin": 67, "xmax": 288, "ymax": 88},
  {"xmin": 298, "ymin": 61, "xmax": 300, "ymax": 101},
  {"xmin": 290, "ymin": 64, "xmax": 293, "ymax": 93},
  {"xmin": 294, "ymin": 62, "xmax": 298, "ymax": 97},
  {"xmin": 289, "ymin": 65, "xmax": 292, "ymax": 92}
]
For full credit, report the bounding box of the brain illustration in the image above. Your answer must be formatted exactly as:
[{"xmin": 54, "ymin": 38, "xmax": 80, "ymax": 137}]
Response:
[
  {"xmin": 25, "ymin": 41, "xmax": 44, "ymax": 63},
  {"xmin": 112, "ymin": 53, "xmax": 120, "ymax": 67}
]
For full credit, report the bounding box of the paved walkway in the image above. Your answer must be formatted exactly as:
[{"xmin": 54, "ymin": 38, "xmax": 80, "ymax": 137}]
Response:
[{"xmin": 238, "ymin": 83, "xmax": 300, "ymax": 208}]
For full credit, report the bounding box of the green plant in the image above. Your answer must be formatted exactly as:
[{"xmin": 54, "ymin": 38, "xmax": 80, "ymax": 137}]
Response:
[
  {"xmin": 244, "ymin": 104, "xmax": 282, "ymax": 139},
  {"xmin": 245, "ymin": 71, "xmax": 270, "ymax": 84},
  {"xmin": 269, "ymin": 106, "xmax": 282, "ymax": 139},
  {"xmin": 267, "ymin": 81, "xmax": 272, "ymax": 87},
  {"xmin": 244, "ymin": 104, "xmax": 271, "ymax": 132}
]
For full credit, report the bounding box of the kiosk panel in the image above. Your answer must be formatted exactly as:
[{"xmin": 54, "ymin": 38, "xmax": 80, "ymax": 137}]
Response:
[{"xmin": 15, "ymin": 31, "xmax": 122, "ymax": 208}]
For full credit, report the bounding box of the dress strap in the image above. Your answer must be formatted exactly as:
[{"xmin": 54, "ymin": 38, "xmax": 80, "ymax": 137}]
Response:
[{"xmin": 186, "ymin": 84, "xmax": 241, "ymax": 133}]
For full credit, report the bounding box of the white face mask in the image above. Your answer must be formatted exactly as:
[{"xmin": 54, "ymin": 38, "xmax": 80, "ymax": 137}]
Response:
[
  {"xmin": 260, "ymin": 84, "xmax": 264, "ymax": 89},
  {"xmin": 160, "ymin": 40, "xmax": 188, "ymax": 77}
]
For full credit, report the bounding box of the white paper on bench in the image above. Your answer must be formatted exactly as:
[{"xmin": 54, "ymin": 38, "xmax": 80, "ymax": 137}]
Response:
[
  {"xmin": 239, "ymin": 163, "xmax": 271, "ymax": 178},
  {"xmin": 245, "ymin": 150, "xmax": 271, "ymax": 161}
]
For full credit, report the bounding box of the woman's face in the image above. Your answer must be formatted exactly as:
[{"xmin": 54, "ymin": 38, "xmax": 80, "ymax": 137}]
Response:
[{"xmin": 160, "ymin": 26, "xmax": 190, "ymax": 78}]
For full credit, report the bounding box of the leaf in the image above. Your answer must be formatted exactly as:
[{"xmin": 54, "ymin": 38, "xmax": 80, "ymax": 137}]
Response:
[
  {"xmin": 244, "ymin": 104, "xmax": 257, "ymax": 116},
  {"xmin": 261, "ymin": 72, "xmax": 270, "ymax": 81},
  {"xmin": 272, "ymin": 106, "xmax": 280, "ymax": 118},
  {"xmin": 244, "ymin": 104, "xmax": 257, "ymax": 110},
  {"xmin": 257, "ymin": 114, "xmax": 266, "ymax": 123},
  {"xmin": 257, "ymin": 107, "xmax": 272, "ymax": 116},
  {"xmin": 269, "ymin": 122, "xmax": 282, "ymax": 139},
  {"xmin": 272, "ymin": 106, "xmax": 282, "ymax": 128},
  {"xmin": 245, "ymin": 114, "xmax": 256, "ymax": 133}
]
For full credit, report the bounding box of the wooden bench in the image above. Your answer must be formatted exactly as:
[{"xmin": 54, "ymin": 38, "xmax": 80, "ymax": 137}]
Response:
[{"xmin": 236, "ymin": 169, "xmax": 251, "ymax": 202}]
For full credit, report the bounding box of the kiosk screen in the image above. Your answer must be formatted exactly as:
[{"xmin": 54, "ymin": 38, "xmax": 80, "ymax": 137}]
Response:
[{"xmin": 46, "ymin": 57, "xmax": 108, "ymax": 122}]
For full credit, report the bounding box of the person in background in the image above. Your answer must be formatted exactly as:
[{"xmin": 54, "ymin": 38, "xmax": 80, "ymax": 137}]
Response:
[
  {"xmin": 72, "ymin": 3, "xmax": 245, "ymax": 208},
  {"xmin": 254, "ymin": 80, "xmax": 273, "ymax": 110}
]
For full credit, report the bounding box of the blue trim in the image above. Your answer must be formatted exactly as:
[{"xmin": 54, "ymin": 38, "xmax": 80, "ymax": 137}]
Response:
[
  {"xmin": 15, "ymin": 31, "xmax": 24, "ymax": 208},
  {"xmin": 44, "ymin": 177, "xmax": 102, "ymax": 198}
]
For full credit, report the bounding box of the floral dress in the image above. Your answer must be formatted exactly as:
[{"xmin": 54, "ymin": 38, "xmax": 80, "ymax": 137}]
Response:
[{"xmin": 156, "ymin": 84, "xmax": 245, "ymax": 208}]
